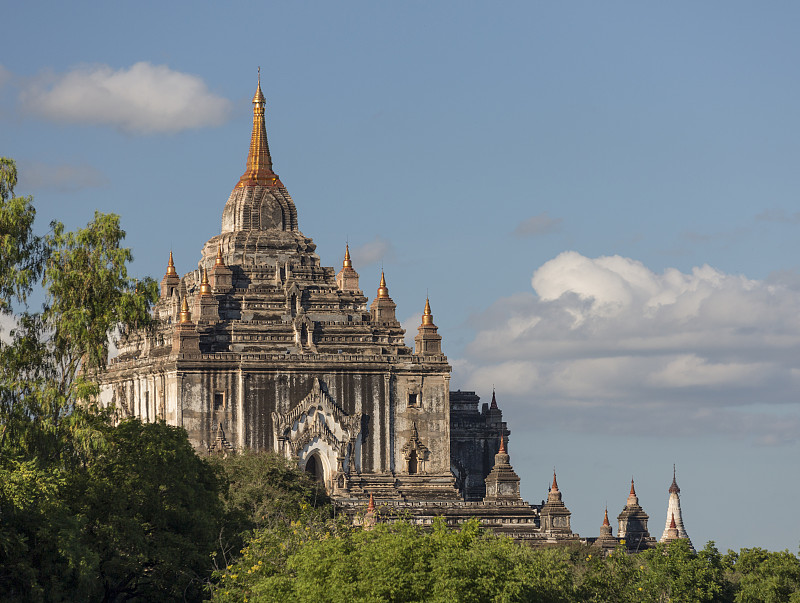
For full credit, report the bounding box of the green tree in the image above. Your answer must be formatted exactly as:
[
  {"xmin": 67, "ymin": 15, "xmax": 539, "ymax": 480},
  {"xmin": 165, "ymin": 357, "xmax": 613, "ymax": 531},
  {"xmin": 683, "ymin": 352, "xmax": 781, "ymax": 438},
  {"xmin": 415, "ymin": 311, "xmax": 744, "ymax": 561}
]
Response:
[
  {"xmin": 214, "ymin": 518, "xmax": 577, "ymax": 603},
  {"xmin": 71, "ymin": 419, "xmax": 223, "ymax": 601},
  {"xmin": 0, "ymin": 158, "xmax": 229, "ymax": 601},
  {"xmin": 727, "ymin": 547, "xmax": 800, "ymax": 603}
]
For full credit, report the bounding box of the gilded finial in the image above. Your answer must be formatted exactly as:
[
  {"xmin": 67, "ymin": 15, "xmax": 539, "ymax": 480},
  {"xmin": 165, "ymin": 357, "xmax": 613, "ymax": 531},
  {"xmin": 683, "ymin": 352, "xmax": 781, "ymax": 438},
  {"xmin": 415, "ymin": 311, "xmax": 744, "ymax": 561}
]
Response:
[
  {"xmin": 551, "ymin": 470, "xmax": 559, "ymax": 492},
  {"xmin": 629, "ymin": 477, "xmax": 637, "ymax": 497},
  {"xmin": 367, "ymin": 493, "xmax": 375, "ymax": 513},
  {"xmin": 602, "ymin": 507, "xmax": 610, "ymax": 527},
  {"xmin": 167, "ymin": 250, "xmax": 177, "ymax": 276},
  {"xmin": 237, "ymin": 71, "xmax": 280, "ymax": 188},
  {"xmin": 200, "ymin": 267, "xmax": 212, "ymax": 296},
  {"xmin": 421, "ymin": 297, "xmax": 434, "ymax": 326},
  {"xmin": 179, "ymin": 295, "xmax": 192, "ymax": 323},
  {"xmin": 377, "ymin": 271, "xmax": 389, "ymax": 299},
  {"xmin": 498, "ymin": 434, "xmax": 506, "ymax": 454},
  {"xmin": 215, "ymin": 245, "xmax": 225, "ymax": 267},
  {"xmin": 343, "ymin": 244, "xmax": 352, "ymax": 268}
]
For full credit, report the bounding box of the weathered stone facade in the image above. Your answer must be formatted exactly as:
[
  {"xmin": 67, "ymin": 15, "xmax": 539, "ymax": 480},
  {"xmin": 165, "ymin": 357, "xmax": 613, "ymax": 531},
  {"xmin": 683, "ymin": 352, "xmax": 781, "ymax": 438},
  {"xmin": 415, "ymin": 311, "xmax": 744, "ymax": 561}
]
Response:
[{"xmin": 97, "ymin": 78, "xmax": 543, "ymax": 523}]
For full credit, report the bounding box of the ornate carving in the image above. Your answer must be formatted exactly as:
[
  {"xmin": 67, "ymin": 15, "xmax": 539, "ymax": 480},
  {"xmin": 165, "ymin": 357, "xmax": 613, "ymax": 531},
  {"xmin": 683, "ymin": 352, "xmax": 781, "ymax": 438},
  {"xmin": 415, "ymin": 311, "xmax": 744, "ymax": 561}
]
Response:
[
  {"xmin": 208, "ymin": 422, "xmax": 235, "ymax": 455},
  {"xmin": 401, "ymin": 422, "xmax": 430, "ymax": 474},
  {"xmin": 272, "ymin": 378, "xmax": 362, "ymax": 477}
]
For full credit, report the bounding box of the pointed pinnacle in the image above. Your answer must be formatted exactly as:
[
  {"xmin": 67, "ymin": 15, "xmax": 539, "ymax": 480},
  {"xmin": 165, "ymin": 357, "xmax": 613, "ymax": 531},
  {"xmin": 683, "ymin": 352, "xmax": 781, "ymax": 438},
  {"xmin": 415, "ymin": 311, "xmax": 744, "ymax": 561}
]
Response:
[
  {"xmin": 167, "ymin": 250, "xmax": 177, "ymax": 276},
  {"xmin": 377, "ymin": 271, "xmax": 389, "ymax": 298}
]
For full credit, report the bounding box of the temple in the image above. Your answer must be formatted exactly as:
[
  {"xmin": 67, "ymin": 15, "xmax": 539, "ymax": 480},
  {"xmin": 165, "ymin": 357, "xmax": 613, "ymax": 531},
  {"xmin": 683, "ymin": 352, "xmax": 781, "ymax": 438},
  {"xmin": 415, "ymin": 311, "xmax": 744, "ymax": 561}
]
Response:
[{"xmin": 98, "ymin": 77, "xmax": 691, "ymax": 547}]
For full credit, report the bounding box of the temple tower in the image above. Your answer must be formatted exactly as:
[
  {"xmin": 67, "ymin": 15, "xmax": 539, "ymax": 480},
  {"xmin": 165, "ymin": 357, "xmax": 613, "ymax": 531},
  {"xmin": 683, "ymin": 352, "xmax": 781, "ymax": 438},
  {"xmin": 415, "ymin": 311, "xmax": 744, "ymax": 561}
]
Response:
[
  {"xmin": 594, "ymin": 507, "xmax": 618, "ymax": 553},
  {"xmin": 414, "ymin": 298, "xmax": 443, "ymax": 356},
  {"xmin": 617, "ymin": 478, "xmax": 656, "ymax": 551},
  {"xmin": 539, "ymin": 471, "xmax": 572, "ymax": 536},
  {"xmin": 483, "ymin": 436, "xmax": 522, "ymax": 503},
  {"xmin": 660, "ymin": 466, "xmax": 694, "ymax": 551}
]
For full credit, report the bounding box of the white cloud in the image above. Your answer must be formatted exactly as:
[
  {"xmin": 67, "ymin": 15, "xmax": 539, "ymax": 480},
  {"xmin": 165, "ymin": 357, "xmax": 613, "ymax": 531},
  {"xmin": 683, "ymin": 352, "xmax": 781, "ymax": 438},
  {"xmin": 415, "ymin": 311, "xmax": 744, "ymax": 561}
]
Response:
[
  {"xmin": 455, "ymin": 251, "xmax": 800, "ymax": 444},
  {"xmin": 350, "ymin": 236, "xmax": 394, "ymax": 266},
  {"xmin": 20, "ymin": 63, "xmax": 230, "ymax": 134},
  {"xmin": 513, "ymin": 212, "xmax": 562, "ymax": 237},
  {"xmin": 18, "ymin": 160, "xmax": 107, "ymax": 193},
  {"xmin": 401, "ymin": 312, "xmax": 422, "ymax": 348}
]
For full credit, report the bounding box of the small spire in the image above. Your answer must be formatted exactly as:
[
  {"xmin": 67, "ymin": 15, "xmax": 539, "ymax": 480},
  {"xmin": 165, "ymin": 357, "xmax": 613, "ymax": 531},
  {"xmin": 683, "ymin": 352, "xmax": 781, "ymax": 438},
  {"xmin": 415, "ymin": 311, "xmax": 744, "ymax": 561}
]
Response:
[
  {"xmin": 237, "ymin": 70, "xmax": 280, "ymax": 188},
  {"xmin": 490, "ymin": 388, "xmax": 499, "ymax": 410},
  {"xmin": 498, "ymin": 435, "xmax": 506, "ymax": 454},
  {"xmin": 343, "ymin": 244, "xmax": 352, "ymax": 268},
  {"xmin": 367, "ymin": 493, "xmax": 375, "ymax": 513},
  {"xmin": 167, "ymin": 250, "xmax": 177, "ymax": 276},
  {"xmin": 630, "ymin": 477, "xmax": 636, "ymax": 497},
  {"xmin": 253, "ymin": 66, "xmax": 265, "ymax": 103},
  {"xmin": 215, "ymin": 245, "xmax": 225, "ymax": 266},
  {"xmin": 551, "ymin": 470, "xmax": 559, "ymax": 492},
  {"xmin": 669, "ymin": 512, "xmax": 676, "ymax": 529},
  {"xmin": 603, "ymin": 506, "xmax": 610, "ymax": 527},
  {"xmin": 669, "ymin": 464, "xmax": 680, "ymax": 494},
  {"xmin": 179, "ymin": 295, "xmax": 192, "ymax": 323},
  {"xmin": 200, "ymin": 267, "xmax": 212, "ymax": 295},
  {"xmin": 421, "ymin": 297, "xmax": 434, "ymax": 326},
  {"xmin": 376, "ymin": 271, "xmax": 389, "ymax": 299}
]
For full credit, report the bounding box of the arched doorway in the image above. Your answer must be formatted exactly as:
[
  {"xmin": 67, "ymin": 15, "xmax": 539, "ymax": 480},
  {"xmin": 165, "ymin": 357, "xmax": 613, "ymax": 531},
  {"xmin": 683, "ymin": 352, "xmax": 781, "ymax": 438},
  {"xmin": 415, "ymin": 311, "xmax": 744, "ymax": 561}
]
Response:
[{"xmin": 304, "ymin": 452, "xmax": 325, "ymax": 484}]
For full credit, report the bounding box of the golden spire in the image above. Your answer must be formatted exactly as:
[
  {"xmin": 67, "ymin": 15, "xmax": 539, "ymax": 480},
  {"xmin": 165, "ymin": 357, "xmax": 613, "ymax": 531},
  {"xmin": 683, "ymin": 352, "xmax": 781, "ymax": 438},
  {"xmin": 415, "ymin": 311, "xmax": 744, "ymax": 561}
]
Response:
[
  {"xmin": 551, "ymin": 470, "xmax": 559, "ymax": 492},
  {"xmin": 421, "ymin": 297, "xmax": 434, "ymax": 326},
  {"xmin": 215, "ymin": 245, "xmax": 225, "ymax": 267},
  {"xmin": 166, "ymin": 250, "xmax": 177, "ymax": 276},
  {"xmin": 343, "ymin": 244, "xmax": 352, "ymax": 268},
  {"xmin": 367, "ymin": 493, "xmax": 375, "ymax": 513},
  {"xmin": 179, "ymin": 295, "xmax": 192, "ymax": 323},
  {"xmin": 237, "ymin": 68, "xmax": 281, "ymax": 188},
  {"xmin": 200, "ymin": 267, "xmax": 212, "ymax": 296},
  {"xmin": 376, "ymin": 271, "xmax": 389, "ymax": 299},
  {"xmin": 602, "ymin": 507, "xmax": 610, "ymax": 527},
  {"xmin": 498, "ymin": 435, "xmax": 506, "ymax": 454}
]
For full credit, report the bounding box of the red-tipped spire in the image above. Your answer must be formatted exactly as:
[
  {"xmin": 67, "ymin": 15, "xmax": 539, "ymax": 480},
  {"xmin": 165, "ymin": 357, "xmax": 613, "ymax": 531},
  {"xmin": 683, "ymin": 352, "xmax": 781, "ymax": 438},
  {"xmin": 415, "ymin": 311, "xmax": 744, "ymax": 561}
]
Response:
[
  {"xmin": 551, "ymin": 470, "xmax": 559, "ymax": 492},
  {"xmin": 603, "ymin": 507, "xmax": 610, "ymax": 527},
  {"xmin": 630, "ymin": 477, "xmax": 636, "ymax": 497},
  {"xmin": 490, "ymin": 389, "xmax": 499, "ymax": 410},
  {"xmin": 669, "ymin": 464, "xmax": 680, "ymax": 494},
  {"xmin": 669, "ymin": 512, "xmax": 676, "ymax": 529},
  {"xmin": 498, "ymin": 435, "xmax": 506, "ymax": 454},
  {"xmin": 367, "ymin": 493, "xmax": 375, "ymax": 512}
]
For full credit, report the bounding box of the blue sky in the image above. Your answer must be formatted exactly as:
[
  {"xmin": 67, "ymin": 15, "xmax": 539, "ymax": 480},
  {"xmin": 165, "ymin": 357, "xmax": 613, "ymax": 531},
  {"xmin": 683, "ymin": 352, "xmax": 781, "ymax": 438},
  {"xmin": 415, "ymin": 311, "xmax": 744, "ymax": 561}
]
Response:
[{"xmin": 3, "ymin": 1, "xmax": 800, "ymax": 552}]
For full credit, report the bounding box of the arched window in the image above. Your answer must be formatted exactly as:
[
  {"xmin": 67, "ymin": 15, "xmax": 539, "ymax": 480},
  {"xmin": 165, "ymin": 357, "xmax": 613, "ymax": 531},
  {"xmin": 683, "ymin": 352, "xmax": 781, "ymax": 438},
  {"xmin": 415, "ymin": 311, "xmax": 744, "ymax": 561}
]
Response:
[{"xmin": 408, "ymin": 450, "xmax": 418, "ymax": 475}]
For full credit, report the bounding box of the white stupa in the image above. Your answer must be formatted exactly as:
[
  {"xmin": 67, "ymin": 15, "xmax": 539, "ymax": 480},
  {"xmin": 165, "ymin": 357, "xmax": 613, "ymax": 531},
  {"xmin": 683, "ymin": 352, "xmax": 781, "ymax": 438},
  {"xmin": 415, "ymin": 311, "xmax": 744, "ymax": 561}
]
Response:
[{"xmin": 660, "ymin": 465, "xmax": 694, "ymax": 551}]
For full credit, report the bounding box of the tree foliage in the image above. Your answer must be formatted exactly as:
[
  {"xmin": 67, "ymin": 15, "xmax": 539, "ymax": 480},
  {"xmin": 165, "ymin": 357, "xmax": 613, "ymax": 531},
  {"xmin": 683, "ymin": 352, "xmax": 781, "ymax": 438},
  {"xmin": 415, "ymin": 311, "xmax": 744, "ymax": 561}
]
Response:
[{"xmin": 0, "ymin": 158, "xmax": 223, "ymax": 601}]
